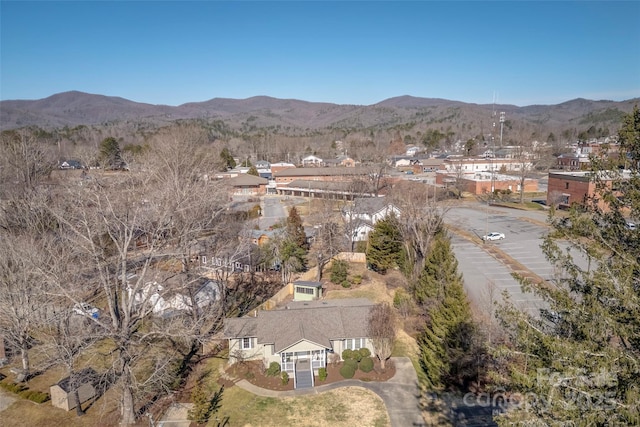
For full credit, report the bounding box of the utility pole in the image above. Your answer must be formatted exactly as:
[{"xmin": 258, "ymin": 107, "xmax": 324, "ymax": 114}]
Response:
[{"xmin": 499, "ymin": 111, "xmax": 506, "ymax": 148}]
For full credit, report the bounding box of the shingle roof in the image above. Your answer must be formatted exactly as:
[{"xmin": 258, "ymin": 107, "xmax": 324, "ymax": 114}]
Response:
[
  {"xmin": 274, "ymin": 167, "xmax": 369, "ymax": 177},
  {"xmin": 228, "ymin": 174, "xmax": 268, "ymax": 186},
  {"xmin": 352, "ymin": 197, "xmax": 389, "ymax": 214},
  {"xmin": 223, "ymin": 299, "xmax": 373, "ymax": 352}
]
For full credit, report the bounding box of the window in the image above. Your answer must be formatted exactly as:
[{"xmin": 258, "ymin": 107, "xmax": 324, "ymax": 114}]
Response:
[
  {"xmin": 241, "ymin": 337, "xmax": 253, "ymax": 350},
  {"xmin": 201, "ymin": 256, "xmax": 207, "ymax": 265},
  {"xmin": 565, "ymin": 182, "xmax": 570, "ymax": 189},
  {"xmin": 296, "ymin": 286, "xmax": 315, "ymax": 295},
  {"xmin": 345, "ymin": 338, "xmax": 365, "ymax": 350}
]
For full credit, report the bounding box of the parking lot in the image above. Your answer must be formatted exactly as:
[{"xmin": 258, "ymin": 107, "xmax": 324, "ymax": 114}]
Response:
[{"xmin": 445, "ymin": 203, "xmax": 553, "ymax": 316}]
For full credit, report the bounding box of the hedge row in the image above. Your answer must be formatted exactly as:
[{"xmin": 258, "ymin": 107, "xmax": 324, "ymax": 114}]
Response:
[{"xmin": 0, "ymin": 380, "xmax": 50, "ymax": 403}]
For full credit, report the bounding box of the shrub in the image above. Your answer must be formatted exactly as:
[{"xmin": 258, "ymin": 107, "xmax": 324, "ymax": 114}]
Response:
[
  {"xmin": 318, "ymin": 367, "xmax": 327, "ymax": 381},
  {"xmin": 358, "ymin": 348, "xmax": 371, "ymax": 358},
  {"xmin": 0, "ymin": 381, "xmax": 27, "ymax": 394},
  {"xmin": 359, "ymin": 357, "xmax": 374, "ymax": 373},
  {"xmin": 343, "ymin": 359, "xmax": 358, "ymax": 371},
  {"xmin": 341, "ymin": 280, "xmax": 351, "ymax": 288},
  {"xmin": 352, "ymin": 350, "xmax": 363, "ymax": 362},
  {"xmin": 281, "ymin": 371, "xmax": 289, "ymax": 385},
  {"xmin": 265, "ymin": 362, "xmax": 281, "ymax": 377},
  {"xmin": 342, "ymin": 349, "xmax": 354, "ymax": 361},
  {"xmin": 330, "ymin": 260, "xmax": 349, "ymax": 284},
  {"xmin": 351, "ymin": 274, "xmax": 362, "ymax": 285},
  {"xmin": 339, "ymin": 363, "xmax": 356, "ymax": 379},
  {"xmin": 30, "ymin": 392, "xmax": 50, "ymax": 403},
  {"xmin": 0, "ymin": 381, "xmax": 49, "ymax": 403}
]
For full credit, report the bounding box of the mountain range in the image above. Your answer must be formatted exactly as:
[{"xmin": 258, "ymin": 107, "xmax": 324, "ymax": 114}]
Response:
[{"xmin": 1, "ymin": 91, "xmax": 638, "ymax": 139}]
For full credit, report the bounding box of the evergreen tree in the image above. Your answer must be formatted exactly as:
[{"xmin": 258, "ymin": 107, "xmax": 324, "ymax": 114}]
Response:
[
  {"xmin": 286, "ymin": 206, "xmax": 308, "ymax": 250},
  {"xmin": 219, "ymin": 148, "xmax": 236, "ymax": 170},
  {"xmin": 247, "ymin": 165, "xmax": 259, "ymax": 176},
  {"xmin": 366, "ymin": 214, "xmax": 403, "ymax": 274},
  {"xmin": 494, "ymin": 107, "xmax": 640, "ymax": 425},
  {"xmin": 412, "ymin": 231, "xmax": 462, "ymax": 307},
  {"xmin": 416, "ymin": 233, "xmax": 475, "ymax": 390},
  {"xmin": 99, "ymin": 137, "xmax": 123, "ymax": 169}
]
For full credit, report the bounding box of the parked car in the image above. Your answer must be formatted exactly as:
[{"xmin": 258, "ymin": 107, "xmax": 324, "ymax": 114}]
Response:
[
  {"xmin": 73, "ymin": 302, "xmax": 99, "ymax": 319},
  {"xmin": 482, "ymin": 232, "xmax": 505, "ymax": 241},
  {"xmin": 626, "ymin": 222, "xmax": 637, "ymax": 231}
]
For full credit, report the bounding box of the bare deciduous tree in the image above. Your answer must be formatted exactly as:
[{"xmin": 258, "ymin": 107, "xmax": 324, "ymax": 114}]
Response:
[
  {"xmin": 388, "ymin": 180, "xmax": 449, "ymax": 280},
  {"xmin": 366, "ymin": 302, "xmax": 396, "ymax": 370},
  {"xmin": 0, "ymin": 232, "xmax": 54, "ymax": 378},
  {"xmin": 307, "ymin": 200, "xmax": 346, "ymax": 281},
  {"xmin": 43, "ymin": 132, "xmax": 234, "ymax": 425},
  {"xmin": 0, "ymin": 129, "xmax": 55, "ymax": 193}
]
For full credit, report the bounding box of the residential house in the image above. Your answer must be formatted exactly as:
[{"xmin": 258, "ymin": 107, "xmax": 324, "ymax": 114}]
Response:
[
  {"xmin": 301, "ymin": 155, "xmax": 324, "ymax": 167},
  {"xmin": 342, "ymin": 197, "xmax": 401, "ymax": 243},
  {"xmin": 223, "ymin": 298, "xmax": 374, "ymax": 389},
  {"xmin": 323, "ymin": 156, "xmax": 356, "ymax": 168},
  {"xmin": 130, "ymin": 278, "xmax": 222, "ymax": 317},
  {"xmin": 255, "ymin": 160, "xmax": 271, "ymax": 169},
  {"xmin": 349, "ymin": 221, "xmax": 375, "ymax": 242},
  {"xmin": 59, "ymin": 159, "xmax": 84, "ymax": 170},
  {"xmin": 346, "ymin": 197, "xmax": 401, "ymax": 224},
  {"xmin": 405, "ymin": 146, "xmax": 421, "ymax": 156}
]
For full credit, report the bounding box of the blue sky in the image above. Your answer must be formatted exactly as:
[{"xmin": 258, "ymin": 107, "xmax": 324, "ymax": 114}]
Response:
[{"xmin": 1, "ymin": 1, "xmax": 639, "ymax": 107}]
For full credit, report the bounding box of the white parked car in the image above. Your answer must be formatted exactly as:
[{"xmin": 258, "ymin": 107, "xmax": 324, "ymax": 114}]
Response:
[
  {"xmin": 73, "ymin": 302, "xmax": 99, "ymax": 318},
  {"xmin": 626, "ymin": 222, "xmax": 636, "ymax": 231},
  {"xmin": 482, "ymin": 232, "xmax": 505, "ymax": 241}
]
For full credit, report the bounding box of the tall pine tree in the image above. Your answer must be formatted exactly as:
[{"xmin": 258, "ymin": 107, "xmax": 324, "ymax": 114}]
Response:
[
  {"xmin": 366, "ymin": 214, "xmax": 404, "ymax": 274},
  {"xmin": 416, "ymin": 233, "xmax": 475, "ymax": 390}
]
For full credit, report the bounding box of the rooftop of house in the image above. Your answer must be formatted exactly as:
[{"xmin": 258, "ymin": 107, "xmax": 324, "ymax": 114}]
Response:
[
  {"xmin": 350, "ymin": 196, "xmax": 395, "ymax": 214},
  {"xmin": 224, "ymin": 298, "xmax": 373, "ymax": 352}
]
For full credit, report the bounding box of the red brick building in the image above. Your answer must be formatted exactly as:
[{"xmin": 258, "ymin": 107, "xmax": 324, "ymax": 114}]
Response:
[{"xmin": 546, "ymin": 170, "xmax": 630, "ymax": 210}]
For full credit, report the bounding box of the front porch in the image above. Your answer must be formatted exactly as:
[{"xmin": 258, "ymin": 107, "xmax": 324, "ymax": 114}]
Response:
[{"xmin": 281, "ymin": 349, "xmax": 327, "ymax": 389}]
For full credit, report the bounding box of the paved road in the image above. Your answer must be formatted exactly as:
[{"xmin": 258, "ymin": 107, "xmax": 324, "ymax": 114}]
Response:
[
  {"xmin": 259, "ymin": 195, "xmax": 287, "ymax": 229},
  {"xmin": 234, "ymin": 357, "xmax": 426, "ymax": 427}
]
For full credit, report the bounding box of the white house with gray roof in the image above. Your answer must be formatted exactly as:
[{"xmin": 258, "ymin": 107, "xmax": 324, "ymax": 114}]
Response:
[
  {"xmin": 343, "ymin": 197, "xmax": 401, "ymax": 243},
  {"xmin": 223, "ymin": 298, "xmax": 374, "ymax": 388}
]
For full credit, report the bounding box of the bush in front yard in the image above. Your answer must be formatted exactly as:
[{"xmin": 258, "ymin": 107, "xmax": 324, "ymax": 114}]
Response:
[
  {"xmin": 265, "ymin": 362, "xmax": 281, "ymax": 377},
  {"xmin": 339, "ymin": 363, "xmax": 356, "ymax": 379},
  {"xmin": 358, "ymin": 348, "xmax": 371, "ymax": 358},
  {"xmin": 359, "ymin": 357, "xmax": 374, "ymax": 373},
  {"xmin": 342, "ymin": 349, "xmax": 354, "ymax": 361},
  {"xmin": 318, "ymin": 367, "xmax": 327, "ymax": 381},
  {"xmin": 281, "ymin": 372, "xmax": 289, "ymax": 385}
]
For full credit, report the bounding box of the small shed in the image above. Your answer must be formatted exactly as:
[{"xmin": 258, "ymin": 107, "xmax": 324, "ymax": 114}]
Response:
[
  {"xmin": 293, "ymin": 281, "xmax": 323, "ymax": 301},
  {"xmin": 50, "ymin": 368, "xmax": 99, "ymax": 411}
]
